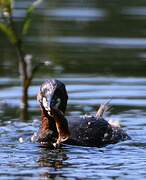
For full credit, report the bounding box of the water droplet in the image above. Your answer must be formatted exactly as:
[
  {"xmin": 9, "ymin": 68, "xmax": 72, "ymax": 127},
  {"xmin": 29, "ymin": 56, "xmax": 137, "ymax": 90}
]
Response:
[
  {"xmin": 19, "ymin": 137, "xmax": 24, "ymax": 143},
  {"xmin": 31, "ymin": 132, "xmax": 37, "ymax": 142}
]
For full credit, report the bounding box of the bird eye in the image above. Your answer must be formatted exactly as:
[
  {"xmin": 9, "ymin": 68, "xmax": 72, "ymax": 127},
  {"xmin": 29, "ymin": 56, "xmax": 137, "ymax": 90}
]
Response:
[{"xmin": 54, "ymin": 98, "xmax": 61, "ymax": 108}]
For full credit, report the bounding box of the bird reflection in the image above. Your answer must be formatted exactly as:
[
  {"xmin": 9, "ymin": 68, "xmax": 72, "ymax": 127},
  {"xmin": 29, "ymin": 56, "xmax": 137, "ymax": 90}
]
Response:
[{"xmin": 37, "ymin": 147, "xmax": 69, "ymax": 179}]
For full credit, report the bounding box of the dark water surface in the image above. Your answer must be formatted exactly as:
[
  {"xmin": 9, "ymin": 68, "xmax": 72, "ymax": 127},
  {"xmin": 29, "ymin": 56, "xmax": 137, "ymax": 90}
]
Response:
[
  {"xmin": 0, "ymin": 0, "xmax": 146, "ymax": 179},
  {"xmin": 0, "ymin": 76, "xmax": 146, "ymax": 179}
]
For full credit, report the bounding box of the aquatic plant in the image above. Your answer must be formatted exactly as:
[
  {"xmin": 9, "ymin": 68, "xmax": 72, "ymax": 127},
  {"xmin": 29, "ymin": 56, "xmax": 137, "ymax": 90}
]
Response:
[{"xmin": 0, "ymin": 0, "xmax": 44, "ymax": 120}]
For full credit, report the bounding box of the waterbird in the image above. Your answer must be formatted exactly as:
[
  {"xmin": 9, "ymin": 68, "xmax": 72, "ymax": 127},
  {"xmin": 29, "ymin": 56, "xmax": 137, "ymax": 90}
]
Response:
[{"xmin": 37, "ymin": 79, "xmax": 130, "ymax": 148}]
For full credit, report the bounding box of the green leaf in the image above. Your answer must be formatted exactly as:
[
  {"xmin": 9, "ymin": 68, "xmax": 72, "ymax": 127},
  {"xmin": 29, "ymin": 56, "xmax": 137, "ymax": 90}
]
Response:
[
  {"xmin": 0, "ymin": 23, "xmax": 17, "ymax": 44},
  {"xmin": 0, "ymin": 0, "xmax": 13, "ymax": 15},
  {"xmin": 22, "ymin": 0, "xmax": 43, "ymax": 35},
  {"xmin": 21, "ymin": 5, "xmax": 34, "ymax": 35}
]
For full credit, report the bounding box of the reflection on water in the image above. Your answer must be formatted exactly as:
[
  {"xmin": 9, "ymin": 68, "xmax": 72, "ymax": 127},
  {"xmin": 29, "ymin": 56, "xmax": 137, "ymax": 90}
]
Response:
[
  {"xmin": 26, "ymin": 36, "xmax": 146, "ymax": 49},
  {"xmin": 0, "ymin": 76, "xmax": 146, "ymax": 179},
  {"xmin": 122, "ymin": 7, "xmax": 146, "ymax": 17},
  {"xmin": 43, "ymin": 7, "xmax": 107, "ymax": 21},
  {"xmin": 0, "ymin": 0, "xmax": 146, "ymax": 179},
  {"xmin": 1, "ymin": 0, "xmax": 146, "ymax": 76},
  {"xmin": 1, "ymin": 76, "xmax": 146, "ymax": 108}
]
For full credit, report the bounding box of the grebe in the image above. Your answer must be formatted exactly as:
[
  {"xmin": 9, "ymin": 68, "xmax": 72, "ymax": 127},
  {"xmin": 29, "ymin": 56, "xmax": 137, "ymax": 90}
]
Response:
[{"xmin": 37, "ymin": 79, "xmax": 130, "ymax": 148}]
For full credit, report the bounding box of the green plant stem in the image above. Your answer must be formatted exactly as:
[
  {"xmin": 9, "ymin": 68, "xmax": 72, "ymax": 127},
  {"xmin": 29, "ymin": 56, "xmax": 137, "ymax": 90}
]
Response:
[
  {"xmin": 1, "ymin": 3, "xmax": 44, "ymax": 120},
  {"xmin": 9, "ymin": 15, "xmax": 30, "ymax": 120}
]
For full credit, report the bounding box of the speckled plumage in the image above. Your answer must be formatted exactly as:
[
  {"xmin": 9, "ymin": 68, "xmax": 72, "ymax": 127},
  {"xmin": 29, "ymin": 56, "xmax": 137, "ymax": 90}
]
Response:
[{"xmin": 37, "ymin": 79, "xmax": 130, "ymax": 148}]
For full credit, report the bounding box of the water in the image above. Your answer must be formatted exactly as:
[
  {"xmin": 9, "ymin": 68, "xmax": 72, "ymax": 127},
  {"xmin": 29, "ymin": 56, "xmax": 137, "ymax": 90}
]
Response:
[
  {"xmin": 0, "ymin": 76, "xmax": 146, "ymax": 179},
  {"xmin": 0, "ymin": 0, "xmax": 146, "ymax": 179}
]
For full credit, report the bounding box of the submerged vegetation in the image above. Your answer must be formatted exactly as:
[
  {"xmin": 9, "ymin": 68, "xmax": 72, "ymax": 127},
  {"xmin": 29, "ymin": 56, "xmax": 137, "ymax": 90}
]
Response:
[{"xmin": 0, "ymin": 0, "xmax": 49, "ymax": 120}]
